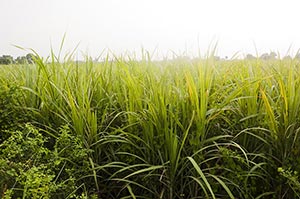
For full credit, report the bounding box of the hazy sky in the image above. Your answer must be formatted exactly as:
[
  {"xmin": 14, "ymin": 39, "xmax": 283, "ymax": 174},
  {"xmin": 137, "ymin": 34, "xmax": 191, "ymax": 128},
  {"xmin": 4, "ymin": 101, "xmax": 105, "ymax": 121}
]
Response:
[{"xmin": 1, "ymin": 0, "xmax": 300, "ymax": 59}]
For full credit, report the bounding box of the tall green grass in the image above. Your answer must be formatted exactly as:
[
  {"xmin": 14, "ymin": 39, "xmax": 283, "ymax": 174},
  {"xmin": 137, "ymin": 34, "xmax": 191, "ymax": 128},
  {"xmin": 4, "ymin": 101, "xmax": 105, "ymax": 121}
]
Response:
[{"xmin": 0, "ymin": 51, "xmax": 299, "ymax": 198}]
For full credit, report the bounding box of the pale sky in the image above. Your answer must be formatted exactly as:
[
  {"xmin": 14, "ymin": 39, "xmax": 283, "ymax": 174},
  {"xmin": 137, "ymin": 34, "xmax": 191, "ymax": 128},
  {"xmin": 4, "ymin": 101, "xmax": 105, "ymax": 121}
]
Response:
[{"xmin": 1, "ymin": 0, "xmax": 300, "ymax": 59}]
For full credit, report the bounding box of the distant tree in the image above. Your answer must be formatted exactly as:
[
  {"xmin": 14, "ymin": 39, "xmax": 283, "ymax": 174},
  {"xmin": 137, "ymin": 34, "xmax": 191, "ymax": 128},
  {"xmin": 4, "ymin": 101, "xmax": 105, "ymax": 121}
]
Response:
[
  {"xmin": 26, "ymin": 53, "xmax": 35, "ymax": 64},
  {"xmin": 283, "ymin": 55, "xmax": 292, "ymax": 60},
  {"xmin": 0, "ymin": 54, "xmax": 36, "ymax": 65},
  {"xmin": 269, "ymin": 51, "xmax": 277, "ymax": 59},
  {"xmin": 0, "ymin": 55, "xmax": 14, "ymax": 65},
  {"xmin": 260, "ymin": 53, "xmax": 269, "ymax": 60},
  {"xmin": 246, "ymin": 54, "xmax": 256, "ymax": 60},
  {"xmin": 15, "ymin": 56, "xmax": 27, "ymax": 64},
  {"xmin": 260, "ymin": 52, "xmax": 277, "ymax": 60}
]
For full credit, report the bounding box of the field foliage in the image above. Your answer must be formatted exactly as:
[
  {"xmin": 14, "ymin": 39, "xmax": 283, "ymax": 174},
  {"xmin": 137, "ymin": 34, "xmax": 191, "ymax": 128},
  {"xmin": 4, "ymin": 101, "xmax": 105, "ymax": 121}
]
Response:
[{"xmin": 0, "ymin": 50, "xmax": 300, "ymax": 198}]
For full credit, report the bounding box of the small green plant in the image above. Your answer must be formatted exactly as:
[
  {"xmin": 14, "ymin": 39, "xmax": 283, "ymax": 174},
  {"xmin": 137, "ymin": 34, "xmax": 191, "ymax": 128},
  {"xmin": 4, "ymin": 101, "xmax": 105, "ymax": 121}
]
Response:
[{"xmin": 0, "ymin": 124, "xmax": 95, "ymax": 198}]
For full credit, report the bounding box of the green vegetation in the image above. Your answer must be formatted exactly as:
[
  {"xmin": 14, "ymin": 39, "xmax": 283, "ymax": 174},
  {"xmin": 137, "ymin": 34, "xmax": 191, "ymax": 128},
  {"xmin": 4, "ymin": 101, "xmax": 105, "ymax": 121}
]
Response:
[
  {"xmin": 0, "ymin": 53, "xmax": 34, "ymax": 65},
  {"xmin": 0, "ymin": 49, "xmax": 300, "ymax": 198}
]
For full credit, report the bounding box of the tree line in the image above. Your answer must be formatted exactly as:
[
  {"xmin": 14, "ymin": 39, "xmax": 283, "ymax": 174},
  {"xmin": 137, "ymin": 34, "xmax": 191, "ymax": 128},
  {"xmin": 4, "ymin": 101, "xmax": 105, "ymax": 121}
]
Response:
[
  {"xmin": 245, "ymin": 51, "xmax": 300, "ymax": 60},
  {"xmin": 0, "ymin": 53, "xmax": 35, "ymax": 65},
  {"xmin": 1, "ymin": 52, "xmax": 300, "ymax": 65}
]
